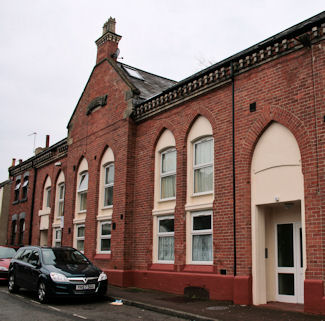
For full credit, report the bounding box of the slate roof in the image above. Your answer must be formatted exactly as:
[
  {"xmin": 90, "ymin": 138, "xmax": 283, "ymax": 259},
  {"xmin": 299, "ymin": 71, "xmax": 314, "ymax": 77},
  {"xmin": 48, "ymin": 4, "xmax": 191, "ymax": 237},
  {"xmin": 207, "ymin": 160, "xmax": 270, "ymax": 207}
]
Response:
[{"xmin": 117, "ymin": 62, "xmax": 176, "ymax": 101}]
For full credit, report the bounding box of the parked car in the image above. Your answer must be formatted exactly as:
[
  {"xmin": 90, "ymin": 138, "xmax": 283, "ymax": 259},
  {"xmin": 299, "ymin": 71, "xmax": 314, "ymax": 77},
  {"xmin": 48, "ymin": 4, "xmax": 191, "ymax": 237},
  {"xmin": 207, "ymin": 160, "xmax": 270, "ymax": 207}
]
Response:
[
  {"xmin": 8, "ymin": 246, "xmax": 108, "ymax": 303},
  {"xmin": 0, "ymin": 246, "xmax": 18, "ymax": 281}
]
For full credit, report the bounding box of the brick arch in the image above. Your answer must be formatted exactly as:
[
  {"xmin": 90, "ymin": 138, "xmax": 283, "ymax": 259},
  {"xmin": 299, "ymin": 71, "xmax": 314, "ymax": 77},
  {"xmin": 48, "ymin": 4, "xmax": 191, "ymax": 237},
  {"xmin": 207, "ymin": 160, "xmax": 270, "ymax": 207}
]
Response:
[
  {"xmin": 39, "ymin": 174, "xmax": 52, "ymax": 208},
  {"xmin": 76, "ymin": 155, "xmax": 89, "ymax": 171},
  {"xmin": 238, "ymin": 106, "xmax": 314, "ymax": 177},
  {"xmin": 182, "ymin": 107, "xmax": 218, "ymax": 147},
  {"xmin": 41, "ymin": 174, "xmax": 51, "ymax": 189},
  {"xmin": 54, "ymin": 169, "xmax": 65, "ymax": 186},
  {"xmin": 97, "ymin": 144, "xmax": 115, "ymax": 172},
  {"xmin": 150, "ymin": 120, "xmax": 178, "ymax": 158},
  {"xmin": 235, "ymin": 106, "xmax": 315, "ymax": 275},
  {"xmin": 73, "ymin": 155, "xmax": 89, "ymax": 193}
]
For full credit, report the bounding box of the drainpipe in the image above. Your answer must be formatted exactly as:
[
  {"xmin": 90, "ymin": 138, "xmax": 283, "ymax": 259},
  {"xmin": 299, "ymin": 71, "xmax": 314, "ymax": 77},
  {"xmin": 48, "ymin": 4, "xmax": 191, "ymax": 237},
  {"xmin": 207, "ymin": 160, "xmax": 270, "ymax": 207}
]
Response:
[
  {"xmin": 231, "ymin": 63, "xmax": 237, "ymax": 276},
  {"xmin": 28, "ymin": 165, "xmax": 37, "ymax": 245}
]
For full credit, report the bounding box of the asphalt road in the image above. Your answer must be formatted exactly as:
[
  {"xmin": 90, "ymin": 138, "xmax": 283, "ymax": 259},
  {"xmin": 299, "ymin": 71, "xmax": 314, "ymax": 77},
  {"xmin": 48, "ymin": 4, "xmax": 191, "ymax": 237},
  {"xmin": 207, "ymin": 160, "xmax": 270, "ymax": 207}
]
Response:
[{"xmin": 0, "ymin": 284, "xmax": 186, "ymax": 321}]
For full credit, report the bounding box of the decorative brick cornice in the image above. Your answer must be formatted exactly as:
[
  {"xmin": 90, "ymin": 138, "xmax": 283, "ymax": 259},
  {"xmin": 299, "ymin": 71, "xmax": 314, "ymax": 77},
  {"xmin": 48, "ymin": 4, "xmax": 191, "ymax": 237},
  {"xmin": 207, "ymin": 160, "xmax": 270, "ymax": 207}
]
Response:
[
  {"xmin": 133, "ymin": 17, "xmax": 325, "ymax": 122},
  {"xmin": 9, "ymin": 139, "xmax": 68, "ymax": 177},
  {"xmin": 95, "ymin": 32, "xmax": 121, "ymax": 47}
]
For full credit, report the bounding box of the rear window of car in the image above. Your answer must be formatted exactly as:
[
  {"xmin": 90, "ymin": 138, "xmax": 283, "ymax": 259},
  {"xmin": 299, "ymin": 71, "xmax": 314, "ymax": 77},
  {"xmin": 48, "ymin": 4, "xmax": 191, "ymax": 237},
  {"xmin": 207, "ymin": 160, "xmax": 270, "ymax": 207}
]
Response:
[
  {"xmin": 0, "ymin": 247, "xmax": 17, "ymax": 259},
  {"xmin": 41, "ymin": 248, "xmax": 89, "ymax": 265}
]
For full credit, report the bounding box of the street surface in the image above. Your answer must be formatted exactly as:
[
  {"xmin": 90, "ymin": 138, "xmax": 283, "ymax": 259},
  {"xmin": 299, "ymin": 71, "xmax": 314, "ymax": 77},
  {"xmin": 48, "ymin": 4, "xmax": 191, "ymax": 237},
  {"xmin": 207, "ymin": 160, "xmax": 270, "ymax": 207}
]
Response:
[{"xmin": 0, "ymin": 283, "xmax": 186, "ymax": 321}]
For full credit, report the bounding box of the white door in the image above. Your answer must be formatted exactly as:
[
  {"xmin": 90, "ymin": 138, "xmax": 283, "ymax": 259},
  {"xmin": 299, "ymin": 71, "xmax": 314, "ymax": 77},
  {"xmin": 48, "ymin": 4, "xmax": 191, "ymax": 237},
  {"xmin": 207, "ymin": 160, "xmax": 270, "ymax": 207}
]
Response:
[{"xmin": 276, "ymin": 222, "xmax": 303, "ymax": 303}]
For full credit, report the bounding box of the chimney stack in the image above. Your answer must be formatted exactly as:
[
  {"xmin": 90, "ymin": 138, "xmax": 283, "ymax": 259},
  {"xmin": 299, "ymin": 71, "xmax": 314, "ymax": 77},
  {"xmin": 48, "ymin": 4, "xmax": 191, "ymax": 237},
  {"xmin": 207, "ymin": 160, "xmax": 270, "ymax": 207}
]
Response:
[
  {"xmin": 12, "ymin": 158, "xmax": 16, "ymax": 167},
  {"xmin": 95, "ymin": 17, "xmax": 121, "ymax": 63},
  {"xmin": 46, "ymin": 135, "xmax": 50, "ymax": 148}
]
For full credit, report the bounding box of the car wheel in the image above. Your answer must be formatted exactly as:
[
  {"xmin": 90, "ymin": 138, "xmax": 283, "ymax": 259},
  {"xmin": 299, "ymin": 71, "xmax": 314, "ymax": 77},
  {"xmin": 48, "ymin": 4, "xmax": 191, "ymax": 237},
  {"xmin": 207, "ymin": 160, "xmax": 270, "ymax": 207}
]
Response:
[
  {"xmin": 8, "ymin": 274, "xmax": 19, "ymax": 293},
  {"xmin": 37, "ymin": 281, "xmax": 48, "ymax": 303}
]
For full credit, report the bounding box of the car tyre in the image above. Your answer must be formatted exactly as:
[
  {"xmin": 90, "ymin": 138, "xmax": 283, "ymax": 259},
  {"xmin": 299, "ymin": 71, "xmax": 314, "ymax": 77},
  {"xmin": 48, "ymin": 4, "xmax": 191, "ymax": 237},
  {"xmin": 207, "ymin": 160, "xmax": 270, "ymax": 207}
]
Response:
[
  {"xmin": 8, "ymin": 274, "xmax": 19, "ymax": 293},
  {"xmin": 37, "ymin": 281, "xmax": 48, "ymax": 303}
]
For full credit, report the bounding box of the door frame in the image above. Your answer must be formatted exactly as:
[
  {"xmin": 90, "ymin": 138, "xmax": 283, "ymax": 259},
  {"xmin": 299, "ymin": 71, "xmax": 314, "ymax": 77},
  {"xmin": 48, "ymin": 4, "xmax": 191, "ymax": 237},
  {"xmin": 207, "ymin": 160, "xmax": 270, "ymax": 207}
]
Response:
[{"xmin": 275, "ymin": 221, "xmax": 303, "ymax": 303}]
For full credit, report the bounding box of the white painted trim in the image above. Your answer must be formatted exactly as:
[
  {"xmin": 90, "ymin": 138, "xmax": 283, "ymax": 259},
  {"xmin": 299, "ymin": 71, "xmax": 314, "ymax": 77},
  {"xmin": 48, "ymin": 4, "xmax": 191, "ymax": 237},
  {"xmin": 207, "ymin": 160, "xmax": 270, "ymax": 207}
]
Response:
[
  {"xmin": 185, "ymin": 202, "xmax": 213, "ymax": 212},
  {"xmin": 38, "ymin": 208, "xmax": 51, "ymax": 216},
  {"xmin": 73, "ymin": 218, "xmax": 86, "ymax": 224},
  {"xmin": 152, "ymin": 208, "xmax": 175, "ymax": 216},
  {"xmin": 96, "ymin": 214, "xmax": 112, "ymax": 221}
]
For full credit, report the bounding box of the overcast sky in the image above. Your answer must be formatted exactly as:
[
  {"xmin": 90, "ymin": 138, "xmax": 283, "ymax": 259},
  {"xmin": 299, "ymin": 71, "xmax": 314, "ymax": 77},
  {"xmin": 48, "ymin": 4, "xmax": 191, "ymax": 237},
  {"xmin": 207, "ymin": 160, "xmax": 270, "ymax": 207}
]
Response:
[{"xmin": 0, "ymin": 1, "xmax": 324, "ymax": 182}]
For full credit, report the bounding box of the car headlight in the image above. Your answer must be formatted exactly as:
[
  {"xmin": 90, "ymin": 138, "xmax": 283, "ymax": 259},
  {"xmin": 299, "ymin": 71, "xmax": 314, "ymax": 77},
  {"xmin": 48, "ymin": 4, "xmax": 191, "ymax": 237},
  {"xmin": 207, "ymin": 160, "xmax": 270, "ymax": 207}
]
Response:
[
  {"xmin": 0, "ymin": 266, "xmax": 8, "ymax": 271},
  {"xmin": 98, "ymin": 272, "xmax": 107, "ymax": 282},
  {"xmin": 50, "ymin": 272, "xmax": 69, "ymax": 282}
]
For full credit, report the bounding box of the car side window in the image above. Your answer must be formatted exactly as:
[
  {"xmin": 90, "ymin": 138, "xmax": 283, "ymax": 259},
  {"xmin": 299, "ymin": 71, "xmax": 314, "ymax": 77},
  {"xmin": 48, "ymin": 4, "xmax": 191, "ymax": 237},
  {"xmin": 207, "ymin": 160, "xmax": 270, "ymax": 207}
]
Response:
[
  {"xmin": 20, "ymin": 249, "xmax": 32, "ymax": 263},
  {"xmin": 28, "ymin": 250, "xmax": 40, "ymax": 266},
  {"xmin": 14, "ymin": 248, "xmax": 25, "ymax": 260}
]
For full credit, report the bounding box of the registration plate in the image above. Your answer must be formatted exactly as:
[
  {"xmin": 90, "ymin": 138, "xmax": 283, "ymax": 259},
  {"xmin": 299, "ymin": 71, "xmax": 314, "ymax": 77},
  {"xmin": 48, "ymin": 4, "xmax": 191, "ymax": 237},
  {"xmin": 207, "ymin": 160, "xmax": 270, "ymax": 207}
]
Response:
[{"xmin": 76, "ymin": 284, "xmax": 96, "ymax": 290}]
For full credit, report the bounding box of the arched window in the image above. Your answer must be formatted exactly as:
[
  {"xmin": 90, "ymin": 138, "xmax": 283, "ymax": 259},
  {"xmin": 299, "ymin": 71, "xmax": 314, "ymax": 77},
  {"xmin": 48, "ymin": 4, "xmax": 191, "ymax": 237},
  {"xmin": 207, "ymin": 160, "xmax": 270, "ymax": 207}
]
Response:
[
  {"xmin": 42, "ymin": 176, "xmax": 52, "ymax": 209},
  {"xmin": 193, "ymin": 137, "xmax": 213, "ymax": 194},
  {"xmin": 14, "ymin": 176, "xmax": 21, "ymax": 202},
  {"xmin": 21, "ymin": 173, "xmax": 29, "ymax": 200},
  {"xmin": 103, "ymin": 163, "xmax": 114, "ymax": 207},
  {"xmin": 97, "ymin": 148, "xmax": 114, "ymax": 254},
  {"xmin": 160, "ymin": 148, "xmax": 176, "ymax": 200},
  {"xmin": 78, "ymin": 171, "xmax": 88, "ymax": 212},
  {"xmin": 152, "ymin": 129, "xmax": 176, "ymax": 264},
  {"xmin": 186, "ymin": 116, "xmax": 214, "ymax": 265}
]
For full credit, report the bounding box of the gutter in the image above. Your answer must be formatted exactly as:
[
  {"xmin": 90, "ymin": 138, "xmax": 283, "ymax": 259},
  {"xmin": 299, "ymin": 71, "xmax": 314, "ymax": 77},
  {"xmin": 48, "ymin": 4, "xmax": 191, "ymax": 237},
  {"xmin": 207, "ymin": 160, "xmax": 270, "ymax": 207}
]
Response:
[
  {"xmin": 28, "ymin": 166, "xmax": 37, "ymax": 245},
  {"xmin": 230, "ymin": 63, "xmax": 237, "ymax": 276}
]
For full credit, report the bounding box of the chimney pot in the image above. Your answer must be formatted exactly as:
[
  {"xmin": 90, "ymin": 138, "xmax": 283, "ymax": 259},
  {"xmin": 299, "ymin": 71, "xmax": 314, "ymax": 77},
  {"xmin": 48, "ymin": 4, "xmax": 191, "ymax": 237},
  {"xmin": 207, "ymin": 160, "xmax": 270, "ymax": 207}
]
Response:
[
  {"xmin": 46, "ymin": 135, "xmax": 50, "ymax": 148},
  {"xmin": 103, "ymin": 17, "xmax": 116, "ymax": 35},
  {"xmin": 12, "ymin": 158, "xmax": 16, "ymax": 167},
  {"xmin": 19, "ymin": 159, "xmax": 22, "ymax": 164}
]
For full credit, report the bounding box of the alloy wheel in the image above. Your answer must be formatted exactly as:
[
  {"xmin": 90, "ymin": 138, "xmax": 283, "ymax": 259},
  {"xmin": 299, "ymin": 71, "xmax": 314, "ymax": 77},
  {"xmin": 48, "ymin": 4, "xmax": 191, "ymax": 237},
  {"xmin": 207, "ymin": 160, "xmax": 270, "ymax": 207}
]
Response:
[{"xmin": 38, "ymin": 282, "xmax": 47, "ymax": 303}]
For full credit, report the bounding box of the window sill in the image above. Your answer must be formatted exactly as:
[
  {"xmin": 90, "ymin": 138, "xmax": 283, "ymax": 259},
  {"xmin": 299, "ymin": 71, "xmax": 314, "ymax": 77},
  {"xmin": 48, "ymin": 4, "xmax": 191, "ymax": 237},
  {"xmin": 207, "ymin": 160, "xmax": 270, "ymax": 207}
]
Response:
[
  {"xmin": 102, "ymin": 205, "xmax": 113, "ymax": 210},
  {"xmin": 149, "ymin": 263, "xmax": 174, "ymax": 271},
  {"xmin": 12, "ymin": 200, "xmax": 19, "ymax": 205},
  {"xmin": 158, "ymin": 197, "xmax": 176, "ymax": 203},
  {"xmin": 183, "ymin": 264, "xmax": 214, "ymax": 273},
  {"xmin": 20, "ymin": 198, "xmax": 27, "ymax": 203},
  {"xmin": 94, "ymin": 253, "xmax": 111, "ymax": 260},
  {"xmin": 78, "ymin": 210, "xmax": 87, "ymax": 214},
  {"xmin": 192, "ymin": 191, "xmax": 214, "ymax": 197}
]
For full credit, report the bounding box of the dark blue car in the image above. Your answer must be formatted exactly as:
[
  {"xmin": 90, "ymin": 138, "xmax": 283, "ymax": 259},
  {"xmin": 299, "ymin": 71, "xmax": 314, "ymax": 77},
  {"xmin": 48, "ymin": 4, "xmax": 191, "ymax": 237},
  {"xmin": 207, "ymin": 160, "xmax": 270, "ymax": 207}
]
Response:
[{"xmin": 8, "ymin": 246, "xmax": 108, "ymax": 303}]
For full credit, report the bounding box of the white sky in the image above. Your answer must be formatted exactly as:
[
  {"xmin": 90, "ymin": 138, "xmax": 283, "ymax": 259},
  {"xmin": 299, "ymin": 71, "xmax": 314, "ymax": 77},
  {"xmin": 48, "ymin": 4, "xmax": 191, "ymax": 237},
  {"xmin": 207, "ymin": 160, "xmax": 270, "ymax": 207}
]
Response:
[{"xmin": 0, "ymin": 1, "xmax": 324, "ymax": 182}]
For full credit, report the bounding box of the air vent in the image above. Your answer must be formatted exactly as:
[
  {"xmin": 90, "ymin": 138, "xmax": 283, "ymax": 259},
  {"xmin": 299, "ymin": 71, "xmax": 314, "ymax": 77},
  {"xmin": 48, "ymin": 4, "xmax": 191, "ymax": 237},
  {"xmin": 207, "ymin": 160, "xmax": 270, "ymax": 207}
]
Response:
[{"xmin": 250, "ymin": 102, "xmax": 256, "ymax": 112}]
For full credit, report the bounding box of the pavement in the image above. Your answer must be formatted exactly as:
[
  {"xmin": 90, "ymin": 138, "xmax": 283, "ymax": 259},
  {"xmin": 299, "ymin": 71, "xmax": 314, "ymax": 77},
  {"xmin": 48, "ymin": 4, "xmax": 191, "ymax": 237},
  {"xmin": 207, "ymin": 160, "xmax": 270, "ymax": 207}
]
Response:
[{"xmin": 107, "ymin": 285, "xmax": 325, "ymax": 321}]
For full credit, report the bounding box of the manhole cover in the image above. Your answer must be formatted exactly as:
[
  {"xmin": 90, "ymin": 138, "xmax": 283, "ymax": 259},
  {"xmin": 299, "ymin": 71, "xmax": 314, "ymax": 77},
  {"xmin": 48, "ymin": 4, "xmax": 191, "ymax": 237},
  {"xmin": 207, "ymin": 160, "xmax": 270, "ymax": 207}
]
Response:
[{"xmin": 206, "ymin": 306, "xmax": 229, "ymax": 311}]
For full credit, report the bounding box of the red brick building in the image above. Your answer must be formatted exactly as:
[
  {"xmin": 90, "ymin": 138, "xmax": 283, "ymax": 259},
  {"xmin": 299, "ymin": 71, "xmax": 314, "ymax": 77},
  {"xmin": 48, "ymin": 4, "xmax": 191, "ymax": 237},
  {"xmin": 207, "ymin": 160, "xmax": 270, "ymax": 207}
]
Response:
[{"xmin": 7, "ymin": 13, "xmax": 325, "ymax": 314}]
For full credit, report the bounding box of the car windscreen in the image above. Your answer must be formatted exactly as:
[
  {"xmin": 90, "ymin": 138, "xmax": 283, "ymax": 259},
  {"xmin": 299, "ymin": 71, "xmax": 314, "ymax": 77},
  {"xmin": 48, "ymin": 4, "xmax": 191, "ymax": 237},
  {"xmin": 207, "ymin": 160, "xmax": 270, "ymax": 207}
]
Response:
[
  {"xmin": 0, "ymin": 247, "xmax": 17, "ymax": 259},
  {"xmin": 41, "ymin": 248, "xmax": 89, "ymax": 265}
]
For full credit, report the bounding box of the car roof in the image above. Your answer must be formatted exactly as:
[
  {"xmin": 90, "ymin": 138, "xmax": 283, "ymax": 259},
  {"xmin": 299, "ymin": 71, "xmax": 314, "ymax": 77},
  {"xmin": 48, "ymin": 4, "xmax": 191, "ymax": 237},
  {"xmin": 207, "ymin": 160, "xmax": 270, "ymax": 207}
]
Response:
[{"xmin": 18, "ymin": 246, "xmax": 76, "ymax": 250}]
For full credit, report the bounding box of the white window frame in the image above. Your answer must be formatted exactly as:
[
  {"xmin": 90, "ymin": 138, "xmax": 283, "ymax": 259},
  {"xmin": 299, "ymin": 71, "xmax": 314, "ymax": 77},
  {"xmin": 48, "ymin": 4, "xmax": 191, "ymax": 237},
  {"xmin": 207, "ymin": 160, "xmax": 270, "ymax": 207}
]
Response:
[
  {"xmin": 193, "ymin": 137, "xmax": 214, "ymax": 196},
  {"xmin": 53, "ymin": 228, "xmax": 62, "ymax": 247},
  {"xmin": 46, "ymin": 187, "xmax": 51, "ymax": 208},
  {"xmin": 14, "ymin": 179, "xmax": 21, "ymax": 201},
  {"xmin": 76, "ymin": 224, "xmax": 85, "ymax": 253},
  {"xmin": 99, "ymin": 221, "xmax": 111, "ymax": 253},
  {"xmin": 160, "ymin": 148, "xmax": 176, "ymax": 201},
  {"xmin": 22, "ymin": 176, "xmax": 29, "ymax": 199},
  {"xmin": 57, "ymin": 183, "xmax": 65, "ymax": 216},
  {"xmin": 191, "ymin": 211, "xmax": 213, "ymax": 265},
  {"xmin": 78, "ymin": 171, "xmax": 88, "ymax": 212},
  {"xmin": 103, "ymin": 164, "xmax": 114, "ymax": 208},
  {"xmin": 157, "ymin": 215, "xmax": 175, "ymax": 263}
]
